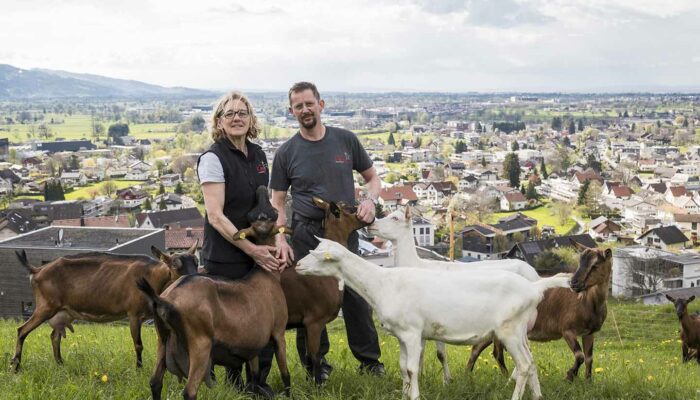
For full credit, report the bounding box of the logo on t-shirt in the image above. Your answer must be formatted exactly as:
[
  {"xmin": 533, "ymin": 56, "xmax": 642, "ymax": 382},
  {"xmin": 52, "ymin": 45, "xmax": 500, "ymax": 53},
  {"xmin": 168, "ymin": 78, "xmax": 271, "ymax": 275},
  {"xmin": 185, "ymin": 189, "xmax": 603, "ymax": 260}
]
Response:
[
  {"xmin": 334, "ymin": 151, "xmax": 351, "ymax": 164},
  {"xmin": 256, "ymin": 161, "xmax": 267, "ymax": 173}
]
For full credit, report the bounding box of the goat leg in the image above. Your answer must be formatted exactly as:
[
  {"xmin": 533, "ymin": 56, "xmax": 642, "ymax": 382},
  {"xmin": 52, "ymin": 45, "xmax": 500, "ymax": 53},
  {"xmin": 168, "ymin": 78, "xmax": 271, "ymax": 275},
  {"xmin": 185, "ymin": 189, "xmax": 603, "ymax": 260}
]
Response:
[
  {"xmin": 273, "ymin": 332, "xmax": 291, "ymax": 396},
  {"xmin": 150, "ymin": 338, "xmax": 167, "ymax": 400},
  {"xmin": 562, "ymin": 331, "xmax": 584, "ymax": 381},
  {"xmin": 682, "ymin": 341, "xmax": 690, "ymax": 362},
  {"xmin": 12, "ymin": 307, "xmax": 54, "ymax": 371},
  {"xmin": 435, "ymin": 341, "xmax": 451, "ymax": 384},
  {"xmin": 182, "ymin": 341, "xmax": 212, "ymax": 400},
  {"xmin": 466, "ymin": 338, "xmax": 492, "ymax": 372},
  {"xmin": 493, "ymin": 338, "xmax": 509, "ymax": 375},
  {"xmin": 128, "ymin": 314, "xmax": 144, "ymax": 368},
  {"xmin": 582, "ymin": 334, "xmax": 595, "ymax": 380},
  {"xmin": 304, "ymin": 322, "xmax": 325, "ymax": 385}
]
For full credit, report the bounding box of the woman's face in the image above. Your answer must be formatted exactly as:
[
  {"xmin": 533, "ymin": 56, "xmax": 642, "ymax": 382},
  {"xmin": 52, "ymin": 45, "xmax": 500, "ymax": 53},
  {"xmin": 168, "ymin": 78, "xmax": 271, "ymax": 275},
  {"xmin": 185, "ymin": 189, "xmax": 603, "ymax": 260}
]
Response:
[{"xmin": 217, "ymin": 99, "xmax": 251, "ymax": 140}]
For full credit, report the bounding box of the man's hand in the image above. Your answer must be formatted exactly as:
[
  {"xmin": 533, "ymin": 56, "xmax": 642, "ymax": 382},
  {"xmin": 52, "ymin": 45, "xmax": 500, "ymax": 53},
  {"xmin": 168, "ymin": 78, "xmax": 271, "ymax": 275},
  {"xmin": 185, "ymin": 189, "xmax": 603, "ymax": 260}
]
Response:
[
  {"xmin": 357, "ymin": 198, "xmax": 376, "ymax": 223},
  {"xmin": 275, "ymin": 234, "xmax": 295, "ymax": 268}
]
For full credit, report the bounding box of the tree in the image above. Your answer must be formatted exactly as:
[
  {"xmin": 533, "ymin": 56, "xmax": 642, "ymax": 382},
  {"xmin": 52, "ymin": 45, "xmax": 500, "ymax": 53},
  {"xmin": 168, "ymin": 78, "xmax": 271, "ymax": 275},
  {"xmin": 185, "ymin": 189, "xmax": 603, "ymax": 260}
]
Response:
[
  {"xmin": 481, "ymin": 156, "xmax": 487, "ymax": 167},
  {"xmin": 99, "ymin": 180, "xmax": 118, "ymax": 198},
  {"xmin": 158, "ymin": 183, "xmax": 165, "ymax": 195},
  {"xmin": 492, "ymin": 234, "xmax": 510, "ymax": 253},
  {"xmin": 387, "ymin": 132, "xmax": 396, "ymax": 146},
  {"xmin": 511, "ymin": 141, "xmax": 520, "ymax": 151},
  {"xmin": 475, "ymin": 122, "xmax": 482, "ymax": 133},
  {"xmin": 526, "ymin": 181, "xmax": 538, "ymax": 200},
  {"xmin": 159, "ymin": 197, "xmax": 167, "ymax": 210},
  {"xmin": 108, "ymin": 123, "xmax": 130, "ymax": 142},
  {"xmin": 551, "ymin": 116, "xmax": 562, "ymax": 131},
  {"xmin": 567, "ymin": 119, "xmax": 576, "ymax": 135},
  {"xmin": 44, "ymin": 179, "xmax": 65, "ymax": 201},
  {"xmin": 586, "ymin": 153, "xmax": 602, "ymax": 173},
  {"xmin": 534, "ymin": 250, "xmax": 564, "ymax": 272},
  {"xmin": 143, "ymin": 197, "xmax": 152, "ymax": 211},
  {"xmin": 69, "ymin": 155, "xmax": 80, "ymax": 171},
  {"xmin": 577, "ymin": 119, "xmax": 584, "ymax": 132},
  {"xmin": 502, "ymin": 153, "xmax": 521, "ymax": 188},
  {"xmin": 37, "ymin": 123, "xmax": 52, "ymax": 139},
  {"xmin": 454, "ymin": 140, "xmax": 467, "ymax": 153},
  {"xmin": 92, "ymin": 123, "xmax": 105, "ymax": 140},
  {"xmin": 190, "ymin": 115, "xmax": 206, "ymax": 132},
  {"xmin": 577, "ymin": 180, "xmax": 590, "ymax": 206},
  {"xmin": 556, "ymin": 144, "xmax": 571, "ymax": 172},
  {"xmin": 584, "ymin": 180, "xmax": 604, "ymax": 217},
  {"xmin": 552, "ymin": 200, "xmax": 573, "ymax": 226},
  {"xmin": 520, "ymin": 184, "xmax": 526, "ymax": 195},
  {"xmin": 174, "ymin": 182, "xmax": 184, "ymax": 195},
  {"xmin": 413, "ymin": 136, "xmax": 422, "ymax": 148}
]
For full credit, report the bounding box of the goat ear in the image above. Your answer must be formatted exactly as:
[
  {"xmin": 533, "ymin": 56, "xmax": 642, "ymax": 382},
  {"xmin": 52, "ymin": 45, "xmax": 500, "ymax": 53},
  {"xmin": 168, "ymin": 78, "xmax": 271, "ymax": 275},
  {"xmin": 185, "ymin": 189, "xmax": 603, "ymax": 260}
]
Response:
[
  {"xmin": 689, "ymin": 296, "xmax": 696, "ymax": 303},
  {"xmin": 329, "ymin": 201, "xmax": 341, "ymax": 217},
  {"xmin": 665, "ymin": 294, "xmax": 675, "ymax": 302},
  {"xmin": 604, "ymin": 248, "xmax": 612, "ymax": 259},
  {"xmin": 151, "ymin": 246, "xmax": 170, "ymax": 263},
  {"xmin": 569, "ymin": 239, "xmax": 587, "ymax": 253},
  {"xmin": 188, "ymin": 239, "xmax": 199, "ymax": 255},
  {"xmin": 312, "ymin": 197, "xmax": 330, "ymax": 210}
]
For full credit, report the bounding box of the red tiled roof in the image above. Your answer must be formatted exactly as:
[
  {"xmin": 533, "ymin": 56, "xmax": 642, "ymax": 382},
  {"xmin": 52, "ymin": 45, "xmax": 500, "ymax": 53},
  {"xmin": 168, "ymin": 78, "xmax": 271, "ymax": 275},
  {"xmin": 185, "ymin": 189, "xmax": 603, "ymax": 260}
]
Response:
[
  {"xmin": 669, "ymin": 186, "xmax": 687, "ymax": 197},
  {"xmin": 165, "ymin": 228, "xmax": 204, "ymax": 250},
  {"xmin": 504, "ymin": 191, "xmax": 527, "ymax": 203},
  {"xmin": 379, "ymin": 185, "xmax": 418, "ymax": 201},
  {"xmin": 611, "ymin": 186, "xmax": 633, "ymax": 197},
  {"xmin": 574, "ymin": 169, "xmax": 603, "ymax": 183}
]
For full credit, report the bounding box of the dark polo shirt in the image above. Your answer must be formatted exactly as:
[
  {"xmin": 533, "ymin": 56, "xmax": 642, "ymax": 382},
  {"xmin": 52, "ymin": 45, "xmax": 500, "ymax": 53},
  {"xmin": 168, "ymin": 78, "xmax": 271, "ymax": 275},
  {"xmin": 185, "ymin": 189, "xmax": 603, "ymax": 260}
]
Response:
[{"xmin": 197, "ymin": 138, "xmax": 269, "ymax": 264}]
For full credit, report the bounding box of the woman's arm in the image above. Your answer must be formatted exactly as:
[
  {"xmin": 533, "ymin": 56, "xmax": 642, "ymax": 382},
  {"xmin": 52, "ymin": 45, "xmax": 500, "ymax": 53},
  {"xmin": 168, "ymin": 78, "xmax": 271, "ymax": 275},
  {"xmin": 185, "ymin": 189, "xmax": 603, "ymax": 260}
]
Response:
[{"xmin": 202, "ymin": 182, "xmax": 281, "ymax": 271}]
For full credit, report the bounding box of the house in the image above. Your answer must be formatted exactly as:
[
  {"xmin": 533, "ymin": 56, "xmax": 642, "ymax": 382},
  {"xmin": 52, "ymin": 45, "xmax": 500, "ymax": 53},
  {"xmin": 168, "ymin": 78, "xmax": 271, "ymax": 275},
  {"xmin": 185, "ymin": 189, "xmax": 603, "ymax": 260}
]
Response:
[
  {"xmin": 459, "ymin": 175, "xmax": 479, "ymax": 191},
  {"xmin": 52, "ymin": 215, "xmax": 131, "ymax": 228},
  {"xmin": 165, "ymin": 227, "xmax": 204, "ymax": 253},
  {"xmin": 0, "ymin": 211, "xmax": 37, "ymax": 240},
  {"xmin": 116, "ymin": 188, "xmax": 150, "ymax": 209},
  {"xmin": 136, "ymin": 207, "xmax": 203, "ymax": 230},
  {"xmin": 588, "ymin": 216, "xmax": 621, "ymax": 241},
  {"xmin": 0, "ymin": 138, "xmax": 8, "ymax": 161},
  {"xmin": 636, "ymin": 225, "xmax": 688, "ymax": 251},
  {"xmin": 646, "ymin": 181, "xmax": 668, "ymax": 194},
  {"xmin": 665, "ymin": 186, "xmax": 688, "ymax": 205},
  {"xmin": 411, "ymin": 215, "xmax": 435, "ymax": 247},
  {"xmin": 506, "ymin": 234, "xmax": 597, "ymax": 274},
  {"xmin": 0, "ymin": 226, "xmax": 164, "ymax": 318},
  {"xmin": 160, "ymin": 173, "xmax": 181, "ymax": 187},
  {"xmin": 500, "ymin": 191, "xmax": 528, "ymax": 211},
  {"xmin": 152, "ymin": 193, "xmax": 184, "ymax": 211},
  {"xmin": 460, "ymin": 214, "xmax": 536, "ymax": 261},
  {"xmin": 33, "ymin": 140, "xmax": 96, "ymax": 153},
  {"xmin": 573, "ymin": 168, "xmax": 604, "ymax": 186},
  {"xmin": 673, "ymin": 213, "xmax": 700, "ymax": 244},
  {"xmin": 59, "ymin": 171, "xmax": 88, "ymax": 187},
  {"xmin": 640, "ymin": 287, "xmax": 700, "ymax": 305},
  {"xmin": 425, "ymin": 181, "xmax": 457, "ymax": 205},
  {"xmin": 377, "ymin": 185, "xmax": 418, "ymax": 211},
  {"xmin": 612, "ymin": 246, "xmax": 700, "ymax": 298},
  {"xmin": 125, "ymin": 160, "xmax": 152, "ymax": 181}
]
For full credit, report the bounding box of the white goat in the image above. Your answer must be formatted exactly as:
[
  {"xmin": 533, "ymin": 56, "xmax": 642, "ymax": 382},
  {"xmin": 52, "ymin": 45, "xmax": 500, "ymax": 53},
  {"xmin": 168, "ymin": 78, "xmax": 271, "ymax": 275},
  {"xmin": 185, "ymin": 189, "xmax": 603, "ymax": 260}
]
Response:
[
  {"xmin": 296, "ymin": 238, "xmax": 572, "ymax": 400},
  {"xmin": 368, "ymin": 206, "xmax": 540, "ymax": 381}
]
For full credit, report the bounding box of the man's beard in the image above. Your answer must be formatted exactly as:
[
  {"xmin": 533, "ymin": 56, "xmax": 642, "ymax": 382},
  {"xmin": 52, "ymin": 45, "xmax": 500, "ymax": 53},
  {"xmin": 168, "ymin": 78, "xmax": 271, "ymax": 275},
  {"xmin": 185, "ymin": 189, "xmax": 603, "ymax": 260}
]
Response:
[{"xmin": 299, "ymin": 114, "xmax": 317, "ymax": 129}]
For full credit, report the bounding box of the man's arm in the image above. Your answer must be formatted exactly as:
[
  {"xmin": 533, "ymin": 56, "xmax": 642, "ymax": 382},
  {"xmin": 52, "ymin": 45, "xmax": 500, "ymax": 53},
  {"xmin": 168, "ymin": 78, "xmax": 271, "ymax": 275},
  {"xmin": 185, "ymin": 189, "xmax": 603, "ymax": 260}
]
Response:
[
  {"xmin": 271, "ymin": 189, "xmax": 294, "ymax": 267},
  {"xmin": 357, "ymin": 166, "xmax": 380, "ymax": 223}
]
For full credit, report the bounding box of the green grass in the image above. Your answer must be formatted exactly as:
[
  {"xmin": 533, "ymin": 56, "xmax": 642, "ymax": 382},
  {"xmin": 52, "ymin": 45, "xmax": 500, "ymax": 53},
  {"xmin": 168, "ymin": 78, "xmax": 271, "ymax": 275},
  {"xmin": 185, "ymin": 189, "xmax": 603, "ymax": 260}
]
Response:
[
  {"xmin": 1, "ymin": 299, "xmax": 697, "ymax": 399},
  {"xmin": 489, "ymin": 200, "xmax": 579, "ymax": 235},
  {"xmin": 64, "ymin": 181, "xmax": 146, "ymax": 201}
]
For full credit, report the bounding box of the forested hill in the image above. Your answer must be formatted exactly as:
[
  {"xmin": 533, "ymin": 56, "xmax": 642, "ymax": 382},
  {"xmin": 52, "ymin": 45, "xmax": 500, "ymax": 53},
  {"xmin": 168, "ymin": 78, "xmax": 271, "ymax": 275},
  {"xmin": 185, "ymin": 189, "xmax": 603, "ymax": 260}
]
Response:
[{"xmin": 0, "ymin": 64, "xmax": 214, "ymax": 99}]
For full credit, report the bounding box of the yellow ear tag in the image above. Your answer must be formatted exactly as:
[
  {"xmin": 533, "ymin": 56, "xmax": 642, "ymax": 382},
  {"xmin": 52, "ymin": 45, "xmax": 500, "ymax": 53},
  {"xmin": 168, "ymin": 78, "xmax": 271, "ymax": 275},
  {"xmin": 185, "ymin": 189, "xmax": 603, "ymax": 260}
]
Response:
[
  {"xmin": 324, "ymin": 252, "xmax": 332, "ymax": 261},
  {"xmin": 318, "ymin": 199, "xmax": 325, "ymax": 204},
  {"xmin": 239, "ymin": 232, "xmax": 246, "ymax": 239},
  {"xmin": 279, "ymin": 227, "xmax": 285, "ymax": 234}
]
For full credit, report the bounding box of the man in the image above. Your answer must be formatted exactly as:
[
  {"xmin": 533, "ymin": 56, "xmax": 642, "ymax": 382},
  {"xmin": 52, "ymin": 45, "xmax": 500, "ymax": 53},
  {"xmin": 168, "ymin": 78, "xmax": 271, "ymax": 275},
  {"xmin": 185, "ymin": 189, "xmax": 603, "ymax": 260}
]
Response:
[{"xmin": 269, "ymin": 81, "xmax": 385, "ymax": 382}]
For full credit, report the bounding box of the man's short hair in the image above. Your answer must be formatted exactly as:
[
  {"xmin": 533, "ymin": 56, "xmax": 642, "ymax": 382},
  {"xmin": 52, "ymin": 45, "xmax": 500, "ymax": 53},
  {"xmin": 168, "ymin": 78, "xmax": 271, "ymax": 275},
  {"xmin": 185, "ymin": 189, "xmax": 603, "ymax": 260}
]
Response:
[{"xmin": 288, "ymin": 82, "xmax": 320, "ymax": 105}]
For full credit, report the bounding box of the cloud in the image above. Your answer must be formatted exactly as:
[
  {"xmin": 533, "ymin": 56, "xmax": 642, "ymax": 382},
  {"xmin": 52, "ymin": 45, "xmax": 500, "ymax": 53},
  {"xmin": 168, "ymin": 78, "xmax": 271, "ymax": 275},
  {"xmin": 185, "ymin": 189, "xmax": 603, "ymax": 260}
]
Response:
[
  {"xmin": 413, "ymin": 0, "xmax": 555, "ymax": 27},
  {"xmin": 208, "ymin": 4, "xmax": 285, "ymax": 16}
]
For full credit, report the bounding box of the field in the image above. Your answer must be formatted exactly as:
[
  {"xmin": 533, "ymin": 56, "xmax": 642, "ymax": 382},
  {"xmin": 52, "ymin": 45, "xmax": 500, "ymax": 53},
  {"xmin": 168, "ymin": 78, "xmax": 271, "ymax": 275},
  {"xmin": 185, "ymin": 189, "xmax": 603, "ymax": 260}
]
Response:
[
  {"xmin": 488, "ymin": 200, "xmax": 583, "ymax": 235},
  {"xmin": 1, "ymin": 299, "xmax": 698, "ymax": 399}
]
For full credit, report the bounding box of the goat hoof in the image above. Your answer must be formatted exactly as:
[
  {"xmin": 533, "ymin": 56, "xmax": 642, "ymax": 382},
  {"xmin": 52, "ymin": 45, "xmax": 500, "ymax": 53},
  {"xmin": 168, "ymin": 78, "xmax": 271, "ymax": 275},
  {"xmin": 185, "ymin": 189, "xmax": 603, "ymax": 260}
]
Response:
[{"xmin": 10, "ymin": 358, "xmax": 20, "ymax": 373}]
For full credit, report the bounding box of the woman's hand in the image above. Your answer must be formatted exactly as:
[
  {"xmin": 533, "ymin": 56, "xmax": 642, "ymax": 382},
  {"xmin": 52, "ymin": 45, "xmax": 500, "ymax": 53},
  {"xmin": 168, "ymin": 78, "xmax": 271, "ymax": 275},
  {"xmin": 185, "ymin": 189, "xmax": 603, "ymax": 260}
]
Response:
[{"xmin": 246, "ymin": 244, "xmax": 282, "ymax": 272}]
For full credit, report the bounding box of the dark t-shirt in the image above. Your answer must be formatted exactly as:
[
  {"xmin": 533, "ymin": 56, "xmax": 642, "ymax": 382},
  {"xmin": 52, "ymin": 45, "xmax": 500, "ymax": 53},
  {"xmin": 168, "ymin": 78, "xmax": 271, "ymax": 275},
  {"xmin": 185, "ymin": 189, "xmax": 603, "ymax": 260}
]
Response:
[{"xmin": 270, "ymin": 126, "xmax": 372, "ymax": 220}]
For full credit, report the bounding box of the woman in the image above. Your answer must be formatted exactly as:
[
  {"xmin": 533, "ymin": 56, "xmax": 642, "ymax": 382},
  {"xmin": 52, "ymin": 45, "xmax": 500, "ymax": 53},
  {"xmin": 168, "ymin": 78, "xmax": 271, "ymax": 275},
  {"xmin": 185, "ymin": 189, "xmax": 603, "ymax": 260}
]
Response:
[
  {"xmin": 196, "ymin": 91, "xmax": 280, "ymax": 396},
  {"xmin": 197, "ymin": 91, "xmax": 281, "ymax": 278}
]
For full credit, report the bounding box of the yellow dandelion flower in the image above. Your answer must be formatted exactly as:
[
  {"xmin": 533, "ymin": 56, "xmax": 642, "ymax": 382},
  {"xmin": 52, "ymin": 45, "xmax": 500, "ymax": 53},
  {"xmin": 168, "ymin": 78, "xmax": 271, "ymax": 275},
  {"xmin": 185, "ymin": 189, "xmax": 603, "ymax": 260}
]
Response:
[
  {"xmin": 638, "ymin": 358, "xmax": 644, "ymax": 363},
  {"xmin": 646, "ymin": 375, "xmax": 654, "ymax": 381},
  {"xmin": 101, "ymin": 374, "xmax": 109, "ymax": 383},
  {"xmin": 594, "ymin": 367, "xmax": 604, "ymax": 373}
]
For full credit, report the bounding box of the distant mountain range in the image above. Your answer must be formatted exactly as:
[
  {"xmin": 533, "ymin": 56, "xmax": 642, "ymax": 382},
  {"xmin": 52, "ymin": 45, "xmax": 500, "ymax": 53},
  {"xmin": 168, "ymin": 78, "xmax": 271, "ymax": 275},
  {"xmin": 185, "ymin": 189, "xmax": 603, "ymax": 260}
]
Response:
[{"xmin": 0, "ymin": 64, "xmax": 215, "ymax": 99}]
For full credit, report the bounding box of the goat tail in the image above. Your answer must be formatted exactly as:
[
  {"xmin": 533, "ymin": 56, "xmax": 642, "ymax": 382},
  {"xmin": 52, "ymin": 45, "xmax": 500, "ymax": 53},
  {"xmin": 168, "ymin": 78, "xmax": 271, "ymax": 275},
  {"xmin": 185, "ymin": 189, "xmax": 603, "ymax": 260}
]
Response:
[
  {"xmin": 532, "ymin": 273, "xmax": 573, "ymax": 296},
  {"xmin": 136, "ymin": 278, "xmax": 188, "ymax": 354},
  {"xmin": 15, "ymin": 250, "xmax": 40, "ymax": 274}
]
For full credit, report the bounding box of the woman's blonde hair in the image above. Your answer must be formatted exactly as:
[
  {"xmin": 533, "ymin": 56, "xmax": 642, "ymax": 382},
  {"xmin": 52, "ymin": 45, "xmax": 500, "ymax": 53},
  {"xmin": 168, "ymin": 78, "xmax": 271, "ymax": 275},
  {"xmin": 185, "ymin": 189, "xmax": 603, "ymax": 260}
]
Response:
[{"xmin": 209, "ymin": 91, "xmax": 260, "ymax": 141}]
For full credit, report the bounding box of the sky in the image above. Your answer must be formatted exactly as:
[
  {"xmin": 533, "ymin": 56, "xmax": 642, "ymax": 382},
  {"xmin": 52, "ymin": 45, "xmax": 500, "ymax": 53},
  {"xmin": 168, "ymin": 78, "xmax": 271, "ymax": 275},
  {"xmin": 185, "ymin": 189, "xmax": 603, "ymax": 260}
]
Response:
[{"xmin": 1, "ymin": 0, "xmax": 699, "ymax": 92}]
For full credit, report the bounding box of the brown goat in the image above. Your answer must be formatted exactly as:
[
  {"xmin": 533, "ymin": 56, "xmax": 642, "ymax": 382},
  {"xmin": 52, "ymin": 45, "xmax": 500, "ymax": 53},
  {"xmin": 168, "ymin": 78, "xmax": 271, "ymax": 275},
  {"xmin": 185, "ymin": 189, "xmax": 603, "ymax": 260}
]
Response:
[
  {"xmin": 11, "ymin": 242, "xmax": 199, "ymax": 372},
  {"xmin": 467, "ymin": 240, "xmax": 612, "ymax": 381},
  {"xmin": 278, "ymin": 197, "xmax": 370, "ymax": 384},
  {"xmin": 139, "ymin": 263, "xmax": 290, "ymax": 399},
  {"xmin": 665, "ymin": 294, "xmax": 700, "ymax": 364}
]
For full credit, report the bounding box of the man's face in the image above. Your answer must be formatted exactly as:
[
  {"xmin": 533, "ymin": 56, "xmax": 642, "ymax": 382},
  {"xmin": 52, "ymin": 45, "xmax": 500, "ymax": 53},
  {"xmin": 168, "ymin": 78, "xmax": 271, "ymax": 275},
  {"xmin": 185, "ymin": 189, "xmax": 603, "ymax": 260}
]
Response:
[{"xmin": 289, "ymin": 89, "xmax": 324, "ymax": 130}]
